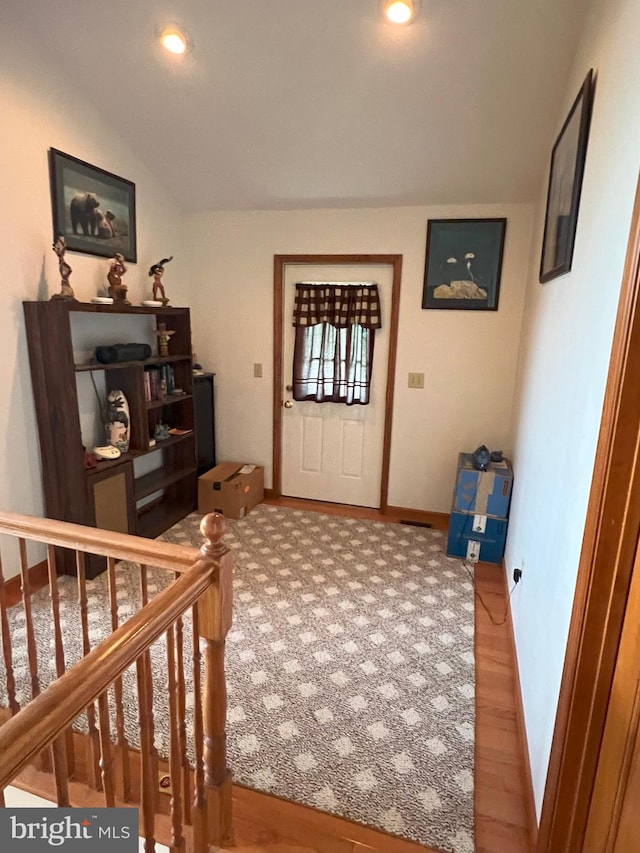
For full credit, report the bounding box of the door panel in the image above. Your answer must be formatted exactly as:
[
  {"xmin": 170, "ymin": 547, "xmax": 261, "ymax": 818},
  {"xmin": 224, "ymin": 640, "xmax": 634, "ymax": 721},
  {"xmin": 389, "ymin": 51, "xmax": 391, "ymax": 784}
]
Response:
[
  {"xmin": 341, "ymin": 420, "xmax": 364, "ymax": 478},
  {"xmin": 281, "ymin": 264, "xmax": 391, "ymax": 507},
  {"xmin": 301, "ymin": 415, "xmax": 323, "ymax": 473}
]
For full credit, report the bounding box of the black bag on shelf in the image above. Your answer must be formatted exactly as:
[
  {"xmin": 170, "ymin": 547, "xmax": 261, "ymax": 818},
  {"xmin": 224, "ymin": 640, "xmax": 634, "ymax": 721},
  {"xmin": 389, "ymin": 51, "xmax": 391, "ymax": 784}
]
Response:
[{"xmin": 95, "ymin": 343, "xmax": 152, "ymax": 364}]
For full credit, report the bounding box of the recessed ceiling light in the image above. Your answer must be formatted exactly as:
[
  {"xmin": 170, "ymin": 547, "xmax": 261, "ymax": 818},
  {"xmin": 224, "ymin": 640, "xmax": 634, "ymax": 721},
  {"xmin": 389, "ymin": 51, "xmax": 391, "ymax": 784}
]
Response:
[
  {"xmin": 160, "ymin": 25, "xmax": 190, "ymax": 55},
  {"xmin": 382, "ymin": 0, "xmax": 418, "ymax": 25}
]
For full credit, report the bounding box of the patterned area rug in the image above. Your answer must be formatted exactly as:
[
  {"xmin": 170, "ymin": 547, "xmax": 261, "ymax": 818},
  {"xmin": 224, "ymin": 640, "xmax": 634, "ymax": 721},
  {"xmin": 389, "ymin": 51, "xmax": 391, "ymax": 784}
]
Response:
[
  {"xmin": 0, "ymin": 505, "xmax": 474, "ymax": 853},
  {"xmin": 165, "ymin": 506, "xmax": 475, "ymax": 853}
]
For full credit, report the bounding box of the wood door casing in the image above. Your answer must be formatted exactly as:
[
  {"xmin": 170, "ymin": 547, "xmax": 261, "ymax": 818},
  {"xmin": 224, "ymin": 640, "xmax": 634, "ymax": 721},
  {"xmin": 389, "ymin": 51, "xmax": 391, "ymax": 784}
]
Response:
[
  {"xmin": 273, "ymin": 255, "xmax": 402, "ymax": 511},
  {"xmin": 583, "ymin": 531, "xmax": 640, "ymax": 852},
  {"xmin": 281, "ymin": 264, "xmax": 392, "ymax": 507}
]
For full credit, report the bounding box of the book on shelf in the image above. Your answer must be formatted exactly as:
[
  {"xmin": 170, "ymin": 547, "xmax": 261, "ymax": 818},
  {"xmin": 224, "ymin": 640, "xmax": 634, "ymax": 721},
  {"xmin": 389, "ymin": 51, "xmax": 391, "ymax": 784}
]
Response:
[{"xmin": 144, "ymin": 364, "xmax": 176, "ymax": 400}]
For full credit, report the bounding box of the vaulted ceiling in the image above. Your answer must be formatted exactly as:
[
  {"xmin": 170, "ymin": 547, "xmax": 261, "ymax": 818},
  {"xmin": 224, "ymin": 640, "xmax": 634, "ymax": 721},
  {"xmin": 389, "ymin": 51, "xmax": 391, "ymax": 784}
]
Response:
[{"xmin": 7, "ymin": 0, "xmax": 589, "ymax": 211}]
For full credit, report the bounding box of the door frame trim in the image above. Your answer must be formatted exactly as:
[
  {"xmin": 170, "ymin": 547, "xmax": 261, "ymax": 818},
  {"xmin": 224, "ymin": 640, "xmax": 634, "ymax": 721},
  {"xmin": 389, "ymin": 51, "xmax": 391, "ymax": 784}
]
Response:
[
  {"xmin": 537, "ymin": 176, "xmax": 640, "ymax": 850},
  {"xmin": 272, "ymin": 254, "xmax": 402, "ymax": 510}
]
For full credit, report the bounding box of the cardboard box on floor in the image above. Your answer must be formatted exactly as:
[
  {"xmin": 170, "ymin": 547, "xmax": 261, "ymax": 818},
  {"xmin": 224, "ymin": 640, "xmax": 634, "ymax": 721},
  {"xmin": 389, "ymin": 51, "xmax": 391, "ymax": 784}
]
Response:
[{"xmin": 198, "ymin": 462, "xmax": 265, "ymax": 519}]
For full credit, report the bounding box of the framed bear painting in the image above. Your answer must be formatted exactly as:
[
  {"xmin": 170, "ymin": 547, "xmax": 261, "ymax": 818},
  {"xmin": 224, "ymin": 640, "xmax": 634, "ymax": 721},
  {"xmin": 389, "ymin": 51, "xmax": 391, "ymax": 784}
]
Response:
[{"xmin": 48, "ymin": 148, "xmax": 137, "ymax": 262}]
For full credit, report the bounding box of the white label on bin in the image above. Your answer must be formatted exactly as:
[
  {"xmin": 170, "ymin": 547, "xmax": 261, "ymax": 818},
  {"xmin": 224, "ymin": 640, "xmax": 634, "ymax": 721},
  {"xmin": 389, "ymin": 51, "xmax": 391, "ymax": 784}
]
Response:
[
  {"xmin": 473, "ymin": 514, "xmax": 487, "ymax": 534},
  {"xmin": 466, "ymin": 540, "xmax": 481, "ymax": 563}
]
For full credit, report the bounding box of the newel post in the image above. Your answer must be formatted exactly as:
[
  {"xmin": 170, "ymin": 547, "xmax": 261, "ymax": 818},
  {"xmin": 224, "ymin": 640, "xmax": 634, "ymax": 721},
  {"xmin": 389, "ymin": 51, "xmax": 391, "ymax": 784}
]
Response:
[{"xmin": 197, "ymin": 513, "xmax": 234, "ymax": 848}]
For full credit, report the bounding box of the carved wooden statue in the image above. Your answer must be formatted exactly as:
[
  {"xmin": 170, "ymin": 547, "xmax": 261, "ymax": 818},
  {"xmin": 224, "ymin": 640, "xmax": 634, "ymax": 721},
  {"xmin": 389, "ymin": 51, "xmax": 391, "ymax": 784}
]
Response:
[
  {"xmin": 156, "ymin": 322, "xmax": 175, "ymax": 357},
  {"xmin": 50, "ymin": 236, "xmax": 75, "ymax": 301},
  {"xmin": 107, "ymin": 253, "xmax": 130, "ymax": 305},
  {"xmin": 149, "ymin": 255, "xmax": 173, "ymax": 305}
]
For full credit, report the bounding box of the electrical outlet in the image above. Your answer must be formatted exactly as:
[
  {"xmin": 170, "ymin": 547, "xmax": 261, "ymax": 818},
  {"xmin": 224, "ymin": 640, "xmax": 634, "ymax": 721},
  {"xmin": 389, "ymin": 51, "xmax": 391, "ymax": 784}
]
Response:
[
  {"xmin": 513, "ymin": 558, "xmax": 524, "ymax": 584},
  {"xmin": 408, "ymin": 372, "xmax": 424, "ymax": 389}
]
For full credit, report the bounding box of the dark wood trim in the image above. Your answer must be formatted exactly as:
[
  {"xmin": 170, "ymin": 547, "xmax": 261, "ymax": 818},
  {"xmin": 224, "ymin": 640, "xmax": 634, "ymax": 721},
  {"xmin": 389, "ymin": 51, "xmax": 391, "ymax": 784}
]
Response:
[
  {"xmin": 263, "ymin": 494, "xmax": 449, "ymax": 529},
  {"xmin": 272, "ymin": 254, "xmax": 402, "ymax": 509},
  {"xmin": 380, "ymin": 256, "xmax": 402, "ymax": 511},
  {"xmin": 5, "ymin": 561, "xmax": 48, "ymax": 608},
  {"xmin": 272, "ymin": 256, "xmax": 285, "ymax": 497},
  {"xmin": 501, "ymin": 563, "xmax": 538, "ymax": 850},
  {"xmin": 384, "ymin": 505, "xmax": 449, "ymax": 531},
  {"xmin": 537, "ymin": 175, "xmax": 640, "ymax": 851}
]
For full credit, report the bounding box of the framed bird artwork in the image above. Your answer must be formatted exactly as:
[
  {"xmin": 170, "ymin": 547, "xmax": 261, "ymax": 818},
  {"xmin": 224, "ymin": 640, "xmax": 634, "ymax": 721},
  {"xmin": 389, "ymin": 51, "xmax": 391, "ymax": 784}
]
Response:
[{"xmin": 421, "ymin": 218, "xmax": 507, "ymax": 310}]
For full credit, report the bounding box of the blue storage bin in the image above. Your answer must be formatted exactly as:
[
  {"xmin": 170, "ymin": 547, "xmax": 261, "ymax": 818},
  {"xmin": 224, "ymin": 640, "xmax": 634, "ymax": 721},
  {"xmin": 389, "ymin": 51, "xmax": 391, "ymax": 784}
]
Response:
[
  {"xmin": 453, "ymin": 452, "xmax": 513, "ymax": 518},
  {"xmin": 447, "ymin": 511, "xmax": 508, "ymax": 564}
]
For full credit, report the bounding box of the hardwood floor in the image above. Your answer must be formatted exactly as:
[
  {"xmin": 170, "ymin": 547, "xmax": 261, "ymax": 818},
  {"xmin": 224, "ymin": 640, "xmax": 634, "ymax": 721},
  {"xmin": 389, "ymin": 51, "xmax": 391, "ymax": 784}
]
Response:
[
  {"xmin": 227, "ymin": 784, "xmax": 440, "ymax": 853},
  {"xmin": 474, "ymin": 562, "xmax": 532, "ymax": 853}
]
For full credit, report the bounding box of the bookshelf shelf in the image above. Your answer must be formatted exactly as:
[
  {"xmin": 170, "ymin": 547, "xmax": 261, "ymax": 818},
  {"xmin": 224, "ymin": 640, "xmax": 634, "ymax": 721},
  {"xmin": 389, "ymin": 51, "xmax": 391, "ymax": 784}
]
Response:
[
  {"xmin": 135, "ymin": 464, "xmax": 197, "ymax": 501},
  {"xmin": 146, "ymin": 394, "xmax": 193, "ymax": 411},
  {"xmin": 74, "ymin": 355, "xmax": 190, "ymax": 373}
]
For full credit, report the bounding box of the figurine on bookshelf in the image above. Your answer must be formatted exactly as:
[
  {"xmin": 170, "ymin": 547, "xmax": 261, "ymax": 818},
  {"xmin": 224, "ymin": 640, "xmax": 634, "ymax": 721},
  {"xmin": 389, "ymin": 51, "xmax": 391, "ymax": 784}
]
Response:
[
  {"xmin": 156, "ymin": 322, "xmax": 175, "ymax": 357},
  {"xmin": 105, "ymin": 389, "xmax": 130, "ymax": 452},
  {"xmin": 149, "ymin": 255, "xmax": 173, "ymax": 305},
  {"xmin": 107, "ymin": 253, "xmax": 130, "ymax": 305},
  {"xmin": 154, "ymin": 423, "xmax": 170, "ymax": 441},
  {"xmin": 50, "ymin": 235, "xmax": 76, "ymax": 301}
]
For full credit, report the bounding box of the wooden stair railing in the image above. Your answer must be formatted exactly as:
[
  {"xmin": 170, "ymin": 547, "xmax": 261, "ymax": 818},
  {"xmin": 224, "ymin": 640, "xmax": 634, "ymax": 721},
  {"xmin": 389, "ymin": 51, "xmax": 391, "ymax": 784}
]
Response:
[{"xmin": 0, "ymin": 511, "xmax": 234, "ymax": 852}]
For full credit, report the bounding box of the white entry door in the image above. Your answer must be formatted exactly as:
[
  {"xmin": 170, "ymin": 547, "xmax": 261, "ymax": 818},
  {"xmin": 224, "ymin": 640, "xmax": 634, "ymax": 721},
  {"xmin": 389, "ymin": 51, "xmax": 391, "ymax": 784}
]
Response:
[{"xmin": 281, "ymin": 263, "xmax": 391, "ymax": 507}]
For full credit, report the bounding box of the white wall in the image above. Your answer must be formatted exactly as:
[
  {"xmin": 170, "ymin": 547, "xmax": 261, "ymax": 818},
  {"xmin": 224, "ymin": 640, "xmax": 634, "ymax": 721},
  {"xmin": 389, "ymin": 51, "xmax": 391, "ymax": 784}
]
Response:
[
  {"xmin": 185, "ymin": 204, "xmax": 533, "ymax": 511},
  {"xmin": 0, "ymin": 23, "xmax": 188, "ymax": 575},
  {"xmin": 505, "ymin": 0, "xmax": 640, "ymax": 816}
]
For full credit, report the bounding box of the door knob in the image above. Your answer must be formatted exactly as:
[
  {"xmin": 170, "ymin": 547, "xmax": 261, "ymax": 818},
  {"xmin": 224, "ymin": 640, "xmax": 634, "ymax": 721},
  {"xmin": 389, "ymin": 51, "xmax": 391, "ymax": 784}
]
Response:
[
  {"xmin": 283, "ymin": 400, "xmax": 294, "ymax": 409},
  {"xmin": 286, "ymin": 384, "xmax": 293, "ymax": 392}
]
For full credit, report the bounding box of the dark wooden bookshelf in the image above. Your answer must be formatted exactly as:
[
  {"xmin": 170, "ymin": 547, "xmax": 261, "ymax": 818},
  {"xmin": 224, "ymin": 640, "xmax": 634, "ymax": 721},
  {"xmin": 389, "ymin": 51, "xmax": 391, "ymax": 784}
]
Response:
[{"xmin": 23, "ymin": 299, "xmax": 198, "ymax": 577}]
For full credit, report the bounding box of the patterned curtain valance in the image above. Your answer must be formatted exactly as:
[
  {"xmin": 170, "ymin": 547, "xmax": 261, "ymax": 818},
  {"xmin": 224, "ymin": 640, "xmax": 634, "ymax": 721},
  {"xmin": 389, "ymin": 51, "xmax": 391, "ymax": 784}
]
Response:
[{"xmin": 292, "ymin": 283, "xmax": 382, "ymax": 329}]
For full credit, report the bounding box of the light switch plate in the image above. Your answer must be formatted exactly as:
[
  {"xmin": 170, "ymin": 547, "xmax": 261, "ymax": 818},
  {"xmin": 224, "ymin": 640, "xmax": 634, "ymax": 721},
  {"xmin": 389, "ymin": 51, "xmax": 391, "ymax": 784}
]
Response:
[
  {"xmin": 254, "ymin": 363, "xmax": 263, "ymax": 378},
  {"xmin": 408, "ymin": 372, "xmax": 424, "ymax": 389}
]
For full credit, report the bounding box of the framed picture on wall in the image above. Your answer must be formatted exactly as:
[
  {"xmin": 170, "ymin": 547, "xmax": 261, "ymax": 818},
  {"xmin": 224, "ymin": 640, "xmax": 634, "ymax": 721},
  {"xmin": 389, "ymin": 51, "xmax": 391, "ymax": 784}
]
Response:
[
  {"xmin": 48, "ymin": 148, "xmax": 137, "ymax": 262},
  {"xmin": 421, "ymin": 218, "xmax": 507, "ymax": 310},
  {"xmin": 539, "ymin": 70, "xmax": 594, "ymax": 283}
]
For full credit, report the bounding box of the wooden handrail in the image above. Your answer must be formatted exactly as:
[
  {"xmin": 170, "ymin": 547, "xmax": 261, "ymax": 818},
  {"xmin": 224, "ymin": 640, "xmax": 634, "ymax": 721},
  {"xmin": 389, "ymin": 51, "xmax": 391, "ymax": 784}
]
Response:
[
  {"xmin": 0, "ymin": 510, "xmax": 199, "ymax": 573},
  {"xmin": 0, "ymin": 558, "xmax": 215, "ymax": 789}
]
